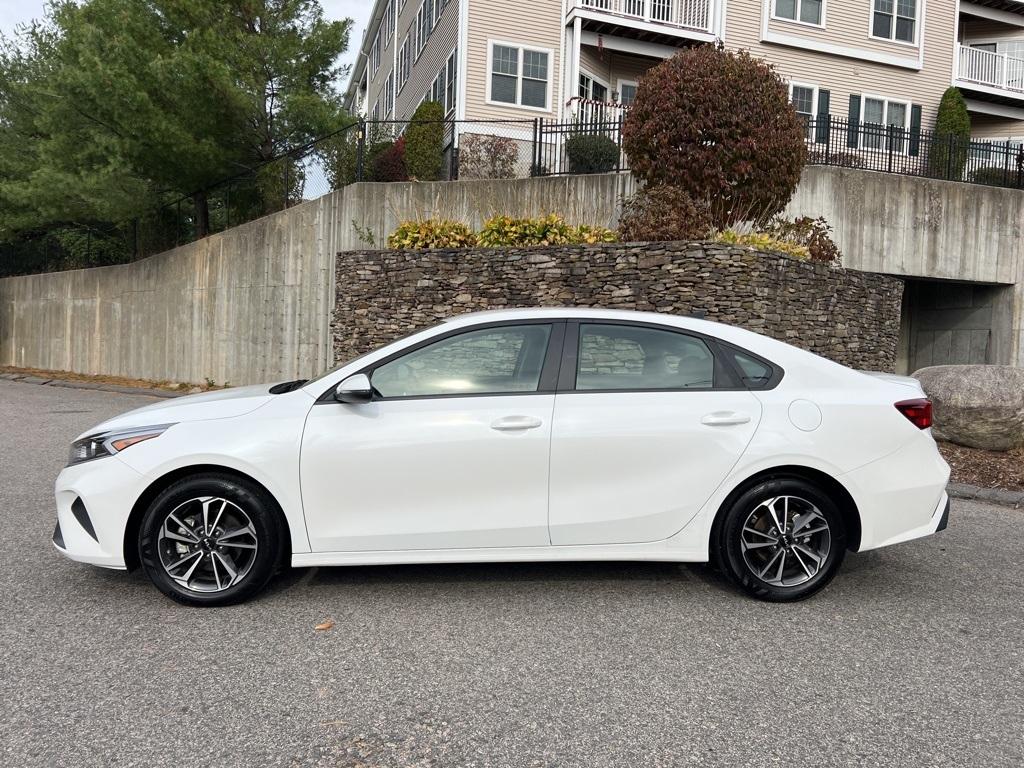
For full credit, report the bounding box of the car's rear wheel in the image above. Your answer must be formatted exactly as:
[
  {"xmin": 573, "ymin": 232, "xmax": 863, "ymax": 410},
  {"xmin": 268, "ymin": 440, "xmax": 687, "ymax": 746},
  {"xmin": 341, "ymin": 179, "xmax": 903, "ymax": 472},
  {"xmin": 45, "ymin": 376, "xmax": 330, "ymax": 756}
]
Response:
[
  {"xmin": 138, "ymin": 474, "xmax": 284, "ymax": 606},
  {"xmin": 716, "ymin": 478, "xmax": 846, "ymax": 602}
]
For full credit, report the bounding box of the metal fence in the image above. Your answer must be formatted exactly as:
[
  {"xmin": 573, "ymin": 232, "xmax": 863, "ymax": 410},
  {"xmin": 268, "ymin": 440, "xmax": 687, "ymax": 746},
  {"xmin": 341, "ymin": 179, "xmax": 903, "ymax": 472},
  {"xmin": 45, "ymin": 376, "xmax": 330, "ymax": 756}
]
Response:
[
  {"xmin": 802, "ymin": 116, "xmax": 1024, "ymax": 189},
  {"xmin": 4, "ymin": 113, "xmax": 1023, "ymax": 277}
]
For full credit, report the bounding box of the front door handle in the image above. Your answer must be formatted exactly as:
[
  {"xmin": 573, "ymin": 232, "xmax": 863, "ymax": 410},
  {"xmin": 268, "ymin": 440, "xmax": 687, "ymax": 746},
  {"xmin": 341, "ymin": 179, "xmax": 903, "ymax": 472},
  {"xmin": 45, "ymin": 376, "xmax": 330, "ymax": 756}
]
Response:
[
  {"xmin": 491, "ymin": 415, "xmax": 544, "ymax": 432},
  {"xmin": 701, "ymin": 411, "xmax": 752, "ymax": 427}
]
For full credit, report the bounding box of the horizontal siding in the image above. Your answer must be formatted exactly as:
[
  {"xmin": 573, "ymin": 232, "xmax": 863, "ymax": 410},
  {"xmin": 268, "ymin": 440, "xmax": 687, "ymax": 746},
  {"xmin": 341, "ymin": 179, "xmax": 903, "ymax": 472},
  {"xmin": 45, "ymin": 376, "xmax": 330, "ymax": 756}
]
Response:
[
  {"xmin": 765, "ymin": 6, "xmax": 924, "ymax": 58},
  {"xmin": 970, "ymin": 113, "xmax": 1024, "ymax": 139},
  {"xmin": 727, "ymin": 0, "xmax": 958, "ymax": 128},
  {"xmin": 578, "ymin": 46, "xmax": 658, "ymax": 94},
  {"xmin": 960, "ymin": 17, "xmax": 1024, "ymax": 42},
  {"xmin": 396, "ymin": 2, "xmax": 459, "ymax": 119},
  {"xmin": 465, "ymin": 0, "xmax": 563, "ymax": 120}
]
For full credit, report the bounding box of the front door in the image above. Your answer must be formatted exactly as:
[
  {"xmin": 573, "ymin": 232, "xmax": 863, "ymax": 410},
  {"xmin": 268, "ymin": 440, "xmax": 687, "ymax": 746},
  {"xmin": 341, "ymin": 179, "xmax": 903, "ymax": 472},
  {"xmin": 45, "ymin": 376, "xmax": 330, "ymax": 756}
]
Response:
[
  {"xmin": 300, "ymin": 322, "xmax": 563, "ymax": 552},
  {"xmin": 548, "ymin": 321, "xmax": 762, "ymax": 546}
]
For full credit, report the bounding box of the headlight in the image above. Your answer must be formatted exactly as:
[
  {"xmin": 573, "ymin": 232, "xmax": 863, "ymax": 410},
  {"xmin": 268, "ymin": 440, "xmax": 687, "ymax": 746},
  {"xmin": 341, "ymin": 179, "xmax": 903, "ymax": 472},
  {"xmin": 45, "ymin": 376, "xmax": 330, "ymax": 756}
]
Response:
[{"xmin": 67, "ymin": 424, "xmax": 174, "ymax": 467}]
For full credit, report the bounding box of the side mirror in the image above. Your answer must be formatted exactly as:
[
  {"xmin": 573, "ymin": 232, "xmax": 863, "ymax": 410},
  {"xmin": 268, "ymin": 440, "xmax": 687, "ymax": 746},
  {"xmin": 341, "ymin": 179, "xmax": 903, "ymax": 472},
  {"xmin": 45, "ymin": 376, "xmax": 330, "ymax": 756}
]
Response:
[{"xmin": 334, "ymin": 373, "xmax": 374, "ymax": 404}]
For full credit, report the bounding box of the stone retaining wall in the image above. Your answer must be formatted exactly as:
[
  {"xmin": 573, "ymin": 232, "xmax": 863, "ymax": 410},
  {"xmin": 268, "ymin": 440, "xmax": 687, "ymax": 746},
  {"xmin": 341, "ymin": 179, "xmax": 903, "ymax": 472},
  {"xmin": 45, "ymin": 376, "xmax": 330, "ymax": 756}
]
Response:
[{"xmin": 333, "ymin": 242, "xmax": 904, "ymax": 371}]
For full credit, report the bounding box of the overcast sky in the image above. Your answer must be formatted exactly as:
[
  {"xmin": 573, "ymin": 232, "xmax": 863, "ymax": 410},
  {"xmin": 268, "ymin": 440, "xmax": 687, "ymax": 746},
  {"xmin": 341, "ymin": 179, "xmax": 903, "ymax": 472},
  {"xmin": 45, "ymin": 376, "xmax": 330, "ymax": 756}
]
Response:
[{"xmin": 0, "ymin": 0, "xmax": 372, "ymax": 87}]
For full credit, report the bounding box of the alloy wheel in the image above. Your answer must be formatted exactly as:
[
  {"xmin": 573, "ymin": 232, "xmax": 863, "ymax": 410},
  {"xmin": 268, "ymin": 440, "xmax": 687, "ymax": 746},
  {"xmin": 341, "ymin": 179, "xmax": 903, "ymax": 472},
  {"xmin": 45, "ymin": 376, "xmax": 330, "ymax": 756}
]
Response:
[
  {"xmin": 740, "ymin": 495, "xmax": 832, "ymax": 587},
  {"xmin": 157, "ymin": 496, "xmax": 259, "ymax": 593}
]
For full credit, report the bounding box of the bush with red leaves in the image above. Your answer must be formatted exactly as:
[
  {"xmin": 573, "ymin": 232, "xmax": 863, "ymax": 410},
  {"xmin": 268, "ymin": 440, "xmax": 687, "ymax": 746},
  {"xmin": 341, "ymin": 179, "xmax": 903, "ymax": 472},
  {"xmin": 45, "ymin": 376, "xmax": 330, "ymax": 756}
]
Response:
[
  {"xmin": 622, "ymin": 45, "xmax": 807, "ymax": 229},
  {"xmin": 372, "ymin": 136, "xmax": 409, "ymax": 182}
]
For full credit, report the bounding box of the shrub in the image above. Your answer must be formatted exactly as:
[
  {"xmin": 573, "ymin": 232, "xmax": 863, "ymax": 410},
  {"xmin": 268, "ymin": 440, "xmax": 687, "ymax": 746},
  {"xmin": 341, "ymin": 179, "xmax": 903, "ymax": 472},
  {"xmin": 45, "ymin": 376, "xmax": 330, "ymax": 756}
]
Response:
[
  {"xmin": 388, "ymin": 219, "xmax": 476, "ymax": 249},
  {"xmin": 766, "ymin": 216, "xmax": 841, "ymax": 265},
  {"xmin": 716, "ymin": 216, "xmax": 842, "ymax": 265},
  {"xmin": 405, "ymin": 101, "xmax": 445, "ymax": 181},
  {"xmin": 622, "ymin": 44, "xmax": 806, "ymax": 228},
  {"xmin": 458, "ymin": 134, "xmax": 519, "ymax": 179},
  {"xmin": 372, "ymin": 136, "xmax": 408, "ymax": 182},
  {"xmin": 716, "ymin": 230, "xmax": 810, "ymax": 260},
  {"xmin": 477, "ymin": 214, "xmax": 616, "ymax": 247},
  {"xmin": 617, "ymin": 185, "xmax": 714, "ymax": 242},
  {"xmin": 321, "ymin": 123, "xmax": 393, "ymax": 187},
  {"xmin": 929, "ymin": 88, "xmax": 971, "ymax": 179},
  {"xmin": 565, "ymin": 133, "xmax": 620, "ymax": 174},
  {"xmin": 971, "ymin": 165, "xmax": 1022, "ymax": 186}
]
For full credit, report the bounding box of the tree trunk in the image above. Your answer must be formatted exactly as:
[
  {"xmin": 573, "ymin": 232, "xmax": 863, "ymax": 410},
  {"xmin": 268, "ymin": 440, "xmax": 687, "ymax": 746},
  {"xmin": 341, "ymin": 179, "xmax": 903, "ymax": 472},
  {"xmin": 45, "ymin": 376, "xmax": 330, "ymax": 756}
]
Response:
[{"xmin": 193, "ymin": 191, "xmax": 211, "ymax": 239}]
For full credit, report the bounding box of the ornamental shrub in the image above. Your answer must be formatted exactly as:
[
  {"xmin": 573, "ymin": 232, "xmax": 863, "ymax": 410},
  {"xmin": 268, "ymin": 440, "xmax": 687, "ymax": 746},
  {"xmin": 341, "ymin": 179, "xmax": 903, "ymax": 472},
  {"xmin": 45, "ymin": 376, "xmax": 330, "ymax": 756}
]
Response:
[
  {"xmin": 622, "ymin": 45, "xmax": 806, "ymax": 228},
  {"xmin": 716, "ymin": 216, "xmax": 842, "ymax": 265},
  {"xmin": 372, "ymin": 136, "xmax": 408, "ymax": 182},
  {"xmin": 565, "ymin": 133, "xmax": 620, "ymax": 174},
  {"xmin": 477, "ymin": 214, "xmax": 616, "ymax": 247},
  {"xmin": 930, "ymin": 87, "xmax": 971, "ymax": 179},
  {"xmin": 617, "ymin": 185, "xmax": 714, "ymax": 242},
  {"xmin": 458, "ymin": 134, "xmax": 519, "ymax": 179},
  {"xmin": 388, "ymin": 220, "xmax": 476, "ymax": 249},
  {"xmin": 405, "ymin": 101, "xmax": 445, "ymax": 181}
]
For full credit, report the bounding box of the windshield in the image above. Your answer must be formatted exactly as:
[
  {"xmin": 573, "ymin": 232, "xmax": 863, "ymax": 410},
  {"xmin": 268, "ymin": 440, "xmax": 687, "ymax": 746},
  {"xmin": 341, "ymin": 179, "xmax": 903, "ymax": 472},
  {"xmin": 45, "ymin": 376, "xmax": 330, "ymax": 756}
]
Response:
[{"xmin": 304, "ymin": 325, "xmax": 429, "ymax": 388}]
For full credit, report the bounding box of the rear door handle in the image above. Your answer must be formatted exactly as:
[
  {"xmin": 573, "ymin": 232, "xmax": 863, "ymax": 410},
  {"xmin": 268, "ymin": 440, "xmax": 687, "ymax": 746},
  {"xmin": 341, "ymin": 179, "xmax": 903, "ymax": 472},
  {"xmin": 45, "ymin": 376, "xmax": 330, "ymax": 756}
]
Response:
[
  {"xmin": 701, "ymin": 411, "xmax": 752, "ymax": 427},
  {"xmin": 491, "ymin": 415, "xmax": 544, "ymax": 432}
]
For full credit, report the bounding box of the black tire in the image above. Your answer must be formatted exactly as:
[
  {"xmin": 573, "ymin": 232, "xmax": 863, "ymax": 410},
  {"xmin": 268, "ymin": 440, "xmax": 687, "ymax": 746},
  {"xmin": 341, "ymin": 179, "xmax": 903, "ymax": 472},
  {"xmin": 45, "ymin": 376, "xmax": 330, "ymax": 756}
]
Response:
[
  {"xmin": 138, "ymin": 473, "xmax": 285, "ymax": 606},
  {"xmin": 714, "ymin": 477, "xmax": 847, "ymax": 602}
]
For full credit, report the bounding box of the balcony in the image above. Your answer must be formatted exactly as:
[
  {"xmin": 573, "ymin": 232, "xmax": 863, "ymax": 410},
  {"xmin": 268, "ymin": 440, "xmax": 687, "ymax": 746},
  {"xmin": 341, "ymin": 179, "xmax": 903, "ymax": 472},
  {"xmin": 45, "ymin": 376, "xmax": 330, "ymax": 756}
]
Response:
[
  {"xmin": 955, "ymin": 44, "xmax": 1024, "ymax": 102},
  {"xmin": 571, "ymin": 0, "xmax": 715, "ymax": 41}
]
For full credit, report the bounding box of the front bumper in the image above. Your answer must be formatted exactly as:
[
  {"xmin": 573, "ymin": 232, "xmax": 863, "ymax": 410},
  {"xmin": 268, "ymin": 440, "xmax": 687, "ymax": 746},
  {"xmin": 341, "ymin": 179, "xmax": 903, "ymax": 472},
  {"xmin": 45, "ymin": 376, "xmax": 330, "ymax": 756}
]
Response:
[{"xmin": 53, "ymin": 456, "xmax": 147, "ymax": 569}]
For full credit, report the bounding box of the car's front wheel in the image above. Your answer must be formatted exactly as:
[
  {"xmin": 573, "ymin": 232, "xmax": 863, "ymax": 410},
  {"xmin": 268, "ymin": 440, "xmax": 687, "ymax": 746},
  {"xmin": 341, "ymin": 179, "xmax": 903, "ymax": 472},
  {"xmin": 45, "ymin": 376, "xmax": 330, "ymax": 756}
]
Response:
[
  {"xmin": 138, "ymin": 473, "xmax": 285, "ymax": 606},
  {"xmin": 716, "ymin": 478, "xmax": 846, "ymax": 602}
]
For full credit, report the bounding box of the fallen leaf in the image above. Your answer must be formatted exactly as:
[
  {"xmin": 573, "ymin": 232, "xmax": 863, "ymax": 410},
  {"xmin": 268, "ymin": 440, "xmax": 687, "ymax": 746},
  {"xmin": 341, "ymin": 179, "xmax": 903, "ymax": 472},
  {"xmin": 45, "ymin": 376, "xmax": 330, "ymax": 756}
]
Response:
[{"xmin": 314, "ymin": 619, "xmax": 335, "ymax": 631}]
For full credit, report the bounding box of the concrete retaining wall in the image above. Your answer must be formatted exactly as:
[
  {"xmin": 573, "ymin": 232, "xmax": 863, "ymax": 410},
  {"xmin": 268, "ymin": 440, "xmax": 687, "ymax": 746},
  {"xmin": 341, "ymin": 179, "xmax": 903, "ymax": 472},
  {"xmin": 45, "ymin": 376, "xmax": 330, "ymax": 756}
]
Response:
[{"xmin": 1, "ymin": 167, "xmax": 1020, "ymax": 384}]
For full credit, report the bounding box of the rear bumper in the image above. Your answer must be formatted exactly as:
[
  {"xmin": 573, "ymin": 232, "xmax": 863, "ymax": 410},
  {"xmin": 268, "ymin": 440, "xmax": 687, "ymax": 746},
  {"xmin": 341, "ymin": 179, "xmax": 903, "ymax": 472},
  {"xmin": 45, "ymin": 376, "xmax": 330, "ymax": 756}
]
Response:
[{"xmin": 844, "ymin": 436, "xmax": 951, "ymax": 552}]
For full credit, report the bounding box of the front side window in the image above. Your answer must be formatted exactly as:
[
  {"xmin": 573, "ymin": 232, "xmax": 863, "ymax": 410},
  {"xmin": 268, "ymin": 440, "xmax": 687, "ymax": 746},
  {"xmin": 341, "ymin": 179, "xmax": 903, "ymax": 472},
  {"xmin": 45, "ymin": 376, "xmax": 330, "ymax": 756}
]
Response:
[
  {"xmin": 775, "ymin": 0, "xmax": 822, "ymax": 25},
  {"xmin": 490, "ymin": 43, "xmax": 549, "ymax": 109},
  {"xmin": 619, "ymin": 82, "xmax": 637, "ymax": 106},
  {"xmin": 873, "ymin": 0, "xmax": 916, "ymax": 43},
  {"xmin": 576, "ymin": 324, "xmax": 716, "ymax": 391},
  {"xmin": 372, "ymin": 325, "xmax": 553, "ymax": 398}
]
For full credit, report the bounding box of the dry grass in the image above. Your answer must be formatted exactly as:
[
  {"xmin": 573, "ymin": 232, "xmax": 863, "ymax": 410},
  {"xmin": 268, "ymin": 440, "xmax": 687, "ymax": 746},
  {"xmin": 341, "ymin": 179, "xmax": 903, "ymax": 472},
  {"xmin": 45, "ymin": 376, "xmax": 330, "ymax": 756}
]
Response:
[
  {"xmin": 938, "ymin": 441, "xmax": 1024, "ymax": 492},
  {"xmin": 0, "ymin": 365, "xmax": 219, "ymax": 392}
]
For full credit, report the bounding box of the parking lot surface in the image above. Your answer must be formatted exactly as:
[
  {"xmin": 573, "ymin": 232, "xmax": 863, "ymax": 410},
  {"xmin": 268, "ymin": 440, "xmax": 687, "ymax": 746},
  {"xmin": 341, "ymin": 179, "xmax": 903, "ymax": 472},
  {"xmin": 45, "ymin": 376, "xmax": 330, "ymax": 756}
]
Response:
[{"xmin": 1, "ymin": 379, "xmax": 1022, "ymax": 767}]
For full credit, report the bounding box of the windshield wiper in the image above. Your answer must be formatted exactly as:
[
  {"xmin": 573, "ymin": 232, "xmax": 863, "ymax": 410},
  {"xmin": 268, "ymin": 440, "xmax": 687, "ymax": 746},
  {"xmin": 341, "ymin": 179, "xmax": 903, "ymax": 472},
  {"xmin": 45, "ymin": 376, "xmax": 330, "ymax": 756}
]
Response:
[{"xmin": 268, "ymin": 379, "xmax": 308, "ymax": 394}]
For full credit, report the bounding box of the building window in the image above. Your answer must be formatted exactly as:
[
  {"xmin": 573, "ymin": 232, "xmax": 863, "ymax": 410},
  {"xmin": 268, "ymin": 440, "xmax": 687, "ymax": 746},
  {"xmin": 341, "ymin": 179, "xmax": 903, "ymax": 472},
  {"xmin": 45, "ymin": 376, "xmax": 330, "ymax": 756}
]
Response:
[
  {"xmin": 789, "ymin": 83, "xmax": 816, "ymax": 138},
  {"xmin": 371, "ymin": 35, "xmax": 380, "ymax": 76},
  {"xmin": 383, "ymin": 73, "xmax": 394, "ymax": 118},
  {"xmin": 872, "ymin": 0, "xmax": 916, "ymax": 44},
  {"xmin": 774, "ymin": 0, "xmax": 822, "ymax": 26},
  {"xmin": 445, "ymin": 48, "xmax": 458, "ymax": 115},
  {"xmin": 860, "ymin": 96, "xmax": 909, "ymax": 152},
  {"xmin": 618, "ymin": 81, "xmax": 637, "ymax": 106},
  {"xmin": 384, "ymin": 0, "xmax": 394, "ymax": 44},
  {"xmin": 489, "ymin": 43, "xmax": 550, "ymax": 110}
]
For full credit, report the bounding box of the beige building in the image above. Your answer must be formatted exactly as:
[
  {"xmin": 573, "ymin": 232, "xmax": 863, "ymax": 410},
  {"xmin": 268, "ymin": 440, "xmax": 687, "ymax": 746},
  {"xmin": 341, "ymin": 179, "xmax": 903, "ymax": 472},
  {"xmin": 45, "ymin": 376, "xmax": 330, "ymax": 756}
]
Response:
[{"xmin": 343, "ymin": 0, "xmax": 1024, "ymax": 156}]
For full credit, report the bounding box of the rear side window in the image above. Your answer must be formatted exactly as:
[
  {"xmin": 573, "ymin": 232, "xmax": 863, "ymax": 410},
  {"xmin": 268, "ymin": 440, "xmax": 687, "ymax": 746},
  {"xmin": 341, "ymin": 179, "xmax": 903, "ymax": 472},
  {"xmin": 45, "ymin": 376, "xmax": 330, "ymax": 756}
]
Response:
[
  {"xmin": 576, "ymin": 324, "xmax": 717, "ymax": 391},
  {"xmin": 729, "ymin": 349, "xmax": 774, "ymax": 388}
]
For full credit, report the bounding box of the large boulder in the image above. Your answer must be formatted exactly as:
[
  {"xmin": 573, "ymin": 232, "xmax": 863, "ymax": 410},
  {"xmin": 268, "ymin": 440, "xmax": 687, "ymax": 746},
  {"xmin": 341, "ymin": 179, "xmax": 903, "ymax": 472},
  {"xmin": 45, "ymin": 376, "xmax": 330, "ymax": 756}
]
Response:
[{"xmin": 912, "ymin": 365, "xmax": 1024, "ymax": 451}]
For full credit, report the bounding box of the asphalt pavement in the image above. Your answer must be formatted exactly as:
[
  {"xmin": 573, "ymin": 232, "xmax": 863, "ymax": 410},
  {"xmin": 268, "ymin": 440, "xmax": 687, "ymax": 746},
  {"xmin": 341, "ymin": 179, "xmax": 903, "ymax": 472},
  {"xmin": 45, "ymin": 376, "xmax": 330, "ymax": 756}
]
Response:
[{"xmin": 1, "ymin": 379, "xmax": 1022, "ymax": 767}]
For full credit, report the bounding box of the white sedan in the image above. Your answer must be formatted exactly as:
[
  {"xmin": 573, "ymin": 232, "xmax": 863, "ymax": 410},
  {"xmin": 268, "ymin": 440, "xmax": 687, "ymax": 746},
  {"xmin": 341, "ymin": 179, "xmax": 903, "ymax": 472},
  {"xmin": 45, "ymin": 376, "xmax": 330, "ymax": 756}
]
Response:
[{"xmin": 54, "ymin": 308, "xmax": 950, "ymax": 605}]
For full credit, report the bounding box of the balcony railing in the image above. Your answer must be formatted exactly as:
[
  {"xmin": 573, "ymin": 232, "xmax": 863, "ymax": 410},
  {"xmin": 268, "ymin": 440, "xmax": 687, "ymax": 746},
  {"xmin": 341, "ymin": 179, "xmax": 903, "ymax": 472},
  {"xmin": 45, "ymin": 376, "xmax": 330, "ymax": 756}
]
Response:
[
  {"xmin": 957, "ymin": 44, "xmax": 1024, "ymax": 95},
  {"xmin": 567, "ymin": 96, "xmax": 631, "ymax": 126},
  {"xmin": 575, "ymin": 0, "xmax": 713, "ymax": 33}
]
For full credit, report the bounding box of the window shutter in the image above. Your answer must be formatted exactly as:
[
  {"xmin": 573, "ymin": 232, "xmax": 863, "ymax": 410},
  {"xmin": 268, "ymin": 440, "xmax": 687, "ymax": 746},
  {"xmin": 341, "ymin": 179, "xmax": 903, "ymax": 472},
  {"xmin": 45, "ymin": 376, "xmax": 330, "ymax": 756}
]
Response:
[
  {"xmin": 909, "ymin": 104, "xmax": 922, "ymax": 157},
  {"xmin": 847, "ymin": 94, "xmax": 861, "ymax": 148},
  {"xmin": 815, "ymin": 89, "xmax": 831, "ymax": 145}
]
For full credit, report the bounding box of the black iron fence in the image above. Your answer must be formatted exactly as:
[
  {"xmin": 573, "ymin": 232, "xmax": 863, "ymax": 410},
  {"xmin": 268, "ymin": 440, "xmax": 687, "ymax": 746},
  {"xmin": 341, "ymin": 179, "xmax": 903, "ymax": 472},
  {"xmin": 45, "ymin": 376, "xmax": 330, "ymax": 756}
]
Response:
[
  {"xmin": 3, "ymin": 114, "xmax": 1022, "ymax": 277},
  {"xmin": 802, "ymin": 116, "xmax": 1024, "ymax": 189}
]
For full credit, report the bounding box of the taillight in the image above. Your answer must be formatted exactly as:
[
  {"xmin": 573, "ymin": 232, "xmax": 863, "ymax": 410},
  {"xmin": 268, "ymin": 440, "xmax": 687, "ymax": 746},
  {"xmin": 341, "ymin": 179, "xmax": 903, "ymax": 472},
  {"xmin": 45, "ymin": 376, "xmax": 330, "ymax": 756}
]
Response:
[{"xmin": 895, "ymin": 398, "xmax": 933, "ymax": 429}]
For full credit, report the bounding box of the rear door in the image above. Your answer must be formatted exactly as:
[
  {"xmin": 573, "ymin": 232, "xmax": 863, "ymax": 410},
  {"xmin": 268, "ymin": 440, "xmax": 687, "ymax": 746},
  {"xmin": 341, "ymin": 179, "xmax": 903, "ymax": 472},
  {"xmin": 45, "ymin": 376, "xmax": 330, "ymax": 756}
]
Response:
[{"xmin": 548, "ymin": 321, "xmax": 763, "ymax": 546}]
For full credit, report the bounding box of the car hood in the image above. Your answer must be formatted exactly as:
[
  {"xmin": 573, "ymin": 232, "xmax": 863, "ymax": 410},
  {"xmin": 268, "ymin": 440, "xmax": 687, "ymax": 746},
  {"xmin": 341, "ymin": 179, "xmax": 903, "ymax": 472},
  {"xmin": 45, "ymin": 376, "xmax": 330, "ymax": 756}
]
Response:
[{"xmin": 80, "ymin": 383, "xmax": 277, "ymax": 438}]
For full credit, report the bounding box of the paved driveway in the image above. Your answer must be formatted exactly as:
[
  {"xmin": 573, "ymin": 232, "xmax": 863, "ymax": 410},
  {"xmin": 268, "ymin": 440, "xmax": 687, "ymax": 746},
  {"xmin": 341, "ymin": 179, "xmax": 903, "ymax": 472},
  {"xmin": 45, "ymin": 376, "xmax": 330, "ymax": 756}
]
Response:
[{"xmin": 1, "ymin": 379, "xmax": 1022, "ymax": 767}]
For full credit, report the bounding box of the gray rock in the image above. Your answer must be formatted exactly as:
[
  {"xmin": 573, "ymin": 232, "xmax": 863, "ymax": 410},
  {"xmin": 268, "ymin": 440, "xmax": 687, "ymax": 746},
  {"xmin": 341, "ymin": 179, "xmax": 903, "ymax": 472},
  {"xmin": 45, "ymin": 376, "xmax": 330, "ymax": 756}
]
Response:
[{"xmin": 913, "ymin": 365, "xmax": 1024, "ymax": 451}]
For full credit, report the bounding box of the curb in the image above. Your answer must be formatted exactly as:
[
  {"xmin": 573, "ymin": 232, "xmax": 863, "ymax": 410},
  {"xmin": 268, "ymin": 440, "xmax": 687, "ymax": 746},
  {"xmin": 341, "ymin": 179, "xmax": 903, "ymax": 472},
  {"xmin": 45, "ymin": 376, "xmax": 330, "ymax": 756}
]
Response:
[
  {"xmin": 948, "ymin": 482, "xmax": 1024, "ymax": 509},
  {"xmin": 0, "ymin": 372, "xmax": 183, "ymax": 399}
]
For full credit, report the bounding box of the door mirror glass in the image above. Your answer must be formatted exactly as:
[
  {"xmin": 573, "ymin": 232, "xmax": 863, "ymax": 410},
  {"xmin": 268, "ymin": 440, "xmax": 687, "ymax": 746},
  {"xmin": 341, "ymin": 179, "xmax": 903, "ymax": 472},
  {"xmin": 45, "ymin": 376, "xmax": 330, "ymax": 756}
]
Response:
[{"xmin": 334, "ymin": 373, "xmax": 373, "ymax": 404}]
